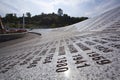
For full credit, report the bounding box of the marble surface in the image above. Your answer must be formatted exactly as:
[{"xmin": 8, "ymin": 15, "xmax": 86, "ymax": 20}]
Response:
[{"xmin": 0, "ymin": 6, "xmax": 120, "ymax": 80}]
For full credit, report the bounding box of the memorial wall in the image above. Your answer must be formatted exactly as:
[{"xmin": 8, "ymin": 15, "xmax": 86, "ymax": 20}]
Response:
[{"xmin": 0, "ymin": 6, "xmax": 120, "ymax": 80}]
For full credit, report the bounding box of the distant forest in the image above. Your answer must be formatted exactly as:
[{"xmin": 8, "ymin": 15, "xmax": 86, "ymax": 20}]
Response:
[{"xmin": 1, "ymin": 11, "xmax": 88, "ymax": 29}]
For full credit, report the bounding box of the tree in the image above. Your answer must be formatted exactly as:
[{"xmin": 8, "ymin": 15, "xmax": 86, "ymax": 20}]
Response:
[
  {"xmin": 26, "ymin": 12, "xmax": 31, "ymax": 18},
  {"xmin": 5, "ymin": 13, "xmax": 17, "ymax": 23},
  {"xmin": 5, "ymin": 13, "xmax": 14, "ymax": 22},
  {"xmin": 58, "ymin": 8, "xmax": 63, "ymax": 16},
  {"xmin": 2, "ymin": 12, "xmax": 88, "ymax": 29}
]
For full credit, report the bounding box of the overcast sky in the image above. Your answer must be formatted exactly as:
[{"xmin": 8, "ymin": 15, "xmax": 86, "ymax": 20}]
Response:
[{"xmin": 0, "ymin": 0, "xmax": 120, "ymax": 17}]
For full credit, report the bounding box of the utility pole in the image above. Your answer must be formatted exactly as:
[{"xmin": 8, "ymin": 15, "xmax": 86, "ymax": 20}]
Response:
[{"xmin": 23, "ymin": 14, "xmax": 25, "ymax": 29}]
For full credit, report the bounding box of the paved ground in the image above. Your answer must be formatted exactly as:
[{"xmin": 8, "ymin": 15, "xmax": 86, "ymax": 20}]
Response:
[
  {"xmin": 0, "ymin": 6, "xmax": 120, "ymax": 80},
  {"xmin": 0, "ymin": 33, "xmax": 40, "ymax": 48}
]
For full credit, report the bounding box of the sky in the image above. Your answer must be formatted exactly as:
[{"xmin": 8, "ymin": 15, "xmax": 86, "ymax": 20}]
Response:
[{"xmin": 0, "ymin": 0, "xmax": 120, "ymax": 17}]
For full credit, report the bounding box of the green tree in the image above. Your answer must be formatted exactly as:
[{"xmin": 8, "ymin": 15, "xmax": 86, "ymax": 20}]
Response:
[
  {"xmin": 26, "ymin": 12, "xmax": 31, "ymax": 18},
  {"xmin": 58, "ymin": 8, "xmax": 63, "ymax": 16}
]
